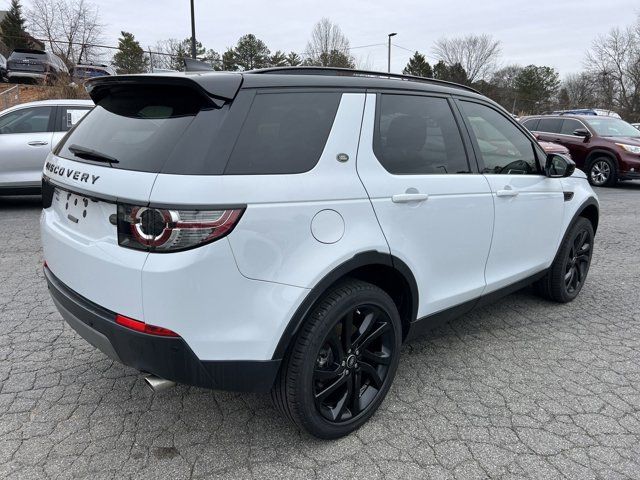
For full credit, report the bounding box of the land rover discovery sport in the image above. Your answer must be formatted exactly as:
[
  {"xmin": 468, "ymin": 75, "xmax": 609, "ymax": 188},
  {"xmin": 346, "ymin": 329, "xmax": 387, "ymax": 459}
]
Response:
[{"xmin": 41, "ymin": 67, "xmax": 599, "ymax": 439}]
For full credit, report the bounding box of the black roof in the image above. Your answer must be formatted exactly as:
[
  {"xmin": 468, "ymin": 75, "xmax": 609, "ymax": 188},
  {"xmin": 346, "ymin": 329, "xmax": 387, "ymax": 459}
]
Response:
[{"xmin": 86, "ymin": 67, "xmax": 486, "ymax": 104}]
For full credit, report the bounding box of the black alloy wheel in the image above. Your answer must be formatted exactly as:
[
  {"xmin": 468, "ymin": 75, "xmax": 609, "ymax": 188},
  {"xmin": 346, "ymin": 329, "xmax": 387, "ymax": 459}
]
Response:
[
  {"xmin": 272, "ymin": 279, "xmax": 402, "ymax": 439},
  {"xmin": 564, "ymin": 228, "xmax": 592, "ymax": 295},
  {"xmin": 313, "ymin": 304, "xmax": 395, "ymax": 423},
  {"xmin": 534, "ymin": 217, "xmax": 594, "ymax": 303}
]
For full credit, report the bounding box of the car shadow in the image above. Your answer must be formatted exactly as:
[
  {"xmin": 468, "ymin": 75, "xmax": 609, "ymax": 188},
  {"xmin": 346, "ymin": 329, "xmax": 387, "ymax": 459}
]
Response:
[{"xmin": 0, "ymin": 195, "xmax": 42, "ymax": 209}]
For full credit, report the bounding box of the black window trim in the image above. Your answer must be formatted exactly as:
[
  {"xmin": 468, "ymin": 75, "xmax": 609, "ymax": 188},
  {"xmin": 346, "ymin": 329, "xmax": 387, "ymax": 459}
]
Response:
[
  {"xmin": 452, "ymin": 97, "xmax": 547, "ymax": 175},
  {"xmin": 370, "ymin": 90, "xmax": 478, "ymax": 176}
]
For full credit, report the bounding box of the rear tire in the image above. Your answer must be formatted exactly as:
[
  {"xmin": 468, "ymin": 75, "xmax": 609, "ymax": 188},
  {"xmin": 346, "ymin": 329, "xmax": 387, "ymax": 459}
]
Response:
[
  {"xmin": 588, "ymin": 156, "xmax": 617, "ymax": 187},
  {"xmin": 271, "ymin": 279, "xmax": 402, "ymax": 439},
  {"xmin": 535, "ymin": 217, "xmax": 594, "ymax": 303}
]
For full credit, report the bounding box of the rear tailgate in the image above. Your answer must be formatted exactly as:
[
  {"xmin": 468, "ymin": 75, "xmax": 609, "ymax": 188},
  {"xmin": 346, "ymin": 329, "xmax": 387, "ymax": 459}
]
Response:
[
  {"xmin": 41, "ymin": 74, "xmax": 241, "ymax": 320},
  {"xmin": 42, "ymin": 156, "xmax": 156, "ymax": 320}
]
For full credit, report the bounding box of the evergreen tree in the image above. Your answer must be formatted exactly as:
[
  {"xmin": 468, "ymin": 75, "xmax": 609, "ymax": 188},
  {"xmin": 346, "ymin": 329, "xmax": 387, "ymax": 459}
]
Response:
[
  {"xmin": 234, "ymin": 34, "xmax": 270, "ymax": 70},
  {"xmin": 222, "ymin": 48, "xmax": 238, "ymax": 71},
  {"xmin": 286, "ymin": 51, "xmax": 302, "ymax": 66},
  {"xmin": 0, "ymin": 0, "xmax": 30, "ymax": 52},
  {"xmin": 112, "ymin": 31, "xmax": 149, "ymax": 74},
  {"xmin": 403, "ymin": 52, "xmax": 432, "ymax": 78},
  {"xmin": 269, "ymin": 50, "xmax": 288, "ymax": 67}
]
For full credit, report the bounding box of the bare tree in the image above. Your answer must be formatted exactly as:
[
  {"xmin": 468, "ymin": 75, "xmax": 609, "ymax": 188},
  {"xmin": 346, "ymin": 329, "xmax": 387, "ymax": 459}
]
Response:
[
  {"xmin": 304, "ymin": 18, "xmax": 355, "ymax": 68},
  {"xmin": 585, "ymin": 19, "xmax": 640, "ymax": 120},
  {"xmin": 561, "ymin": 72, "xmax": 598, "ymax": 108},
  {"xmin": 432, "ymin": 34, "xmax": 501, "ymax": 83},
  {"xmin": 28, "ymin": 0, "xmax": 104, "ymax": 65}
]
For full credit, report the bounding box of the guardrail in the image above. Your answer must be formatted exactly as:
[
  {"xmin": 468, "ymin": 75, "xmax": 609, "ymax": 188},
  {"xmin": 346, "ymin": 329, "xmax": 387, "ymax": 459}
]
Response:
[{"xmin": 0, "ymin": 85, "xmax": 20, "ymax": 111}]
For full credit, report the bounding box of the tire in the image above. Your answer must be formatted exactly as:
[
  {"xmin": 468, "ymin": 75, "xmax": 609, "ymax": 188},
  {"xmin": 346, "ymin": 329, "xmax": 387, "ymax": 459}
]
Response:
[
  {"xmin": 271, "ymin": 279, "xmax": 402, "ymax": 439},
  {"xmin": 535, "ymin": 217, "xmax": 594, "ymax": 303},
  {"xmin": 587, "ymin": 156, "xmax": 617, "ymax": 187}
]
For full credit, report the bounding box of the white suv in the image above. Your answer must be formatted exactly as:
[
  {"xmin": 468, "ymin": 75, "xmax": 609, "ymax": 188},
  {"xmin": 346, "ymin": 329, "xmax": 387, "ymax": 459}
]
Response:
[{"xmin": 41, "ymin": 67, "xmax": 599, "ymax": 439}]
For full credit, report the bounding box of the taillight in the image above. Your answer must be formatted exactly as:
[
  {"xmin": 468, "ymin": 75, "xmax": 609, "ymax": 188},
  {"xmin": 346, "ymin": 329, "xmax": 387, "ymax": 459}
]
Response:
[
  {"xmin": 117, "ymin": 203, "xmax": 244, "ymax": 252},
  {"xmin": 115, "ymin": 314, "xmax": 179, "ymax": 337}
]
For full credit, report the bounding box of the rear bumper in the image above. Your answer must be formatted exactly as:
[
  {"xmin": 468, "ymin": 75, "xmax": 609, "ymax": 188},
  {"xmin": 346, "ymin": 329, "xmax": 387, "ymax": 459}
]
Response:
[
  {"xmin": 45, "ymin": 266, "xmax": 281, "ymax": 392},
  {"xmin": 7, "ymin": 71, "xmax": 47, "ymax": 81}
]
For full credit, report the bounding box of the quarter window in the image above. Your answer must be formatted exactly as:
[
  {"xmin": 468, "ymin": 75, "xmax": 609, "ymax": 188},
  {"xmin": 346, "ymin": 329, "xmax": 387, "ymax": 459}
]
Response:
[
  {"xmin": 0, "ymin": 106, "xmax": 53, "ymax": 134},
  {"xmin": 224, "ymin": 92, "xmax": 342, "ymax": 175},
  {"xmin": 60, "ymin": 107, "xmax": 91, "ymax": 131},
  {"xmin": 373, "ymin": 94, "xmax": 470, "ymax": 175},
  {"xmin": 459, "ymin": 101, "xmax": 538, "ymax": 175}
]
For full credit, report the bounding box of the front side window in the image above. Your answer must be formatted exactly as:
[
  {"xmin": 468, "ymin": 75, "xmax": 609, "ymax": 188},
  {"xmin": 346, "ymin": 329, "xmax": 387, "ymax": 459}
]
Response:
[
  {"xmin": 460, "ymin": 101, "xmax": 538, "ymax": 175},
  {"xmin": 224, "ymin": 91, "xmax": 341, "ymax": 175},
  {"xmin": 373, "ymin": 94, "xmax": 470, "ymax": 175},
  {"xmin": 560, "ymin": 119, "xmax": 584, "ymax": 136},
  {"xmin": 0, "ymin": 106, "xmax": 53, "ymax": 134}
]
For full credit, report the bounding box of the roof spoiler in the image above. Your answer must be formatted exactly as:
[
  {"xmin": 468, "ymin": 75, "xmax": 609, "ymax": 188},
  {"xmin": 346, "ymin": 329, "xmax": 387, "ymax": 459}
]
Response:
[{"xmin": 84, "ymin": 73, "xmax": 242, "ymax": 107}]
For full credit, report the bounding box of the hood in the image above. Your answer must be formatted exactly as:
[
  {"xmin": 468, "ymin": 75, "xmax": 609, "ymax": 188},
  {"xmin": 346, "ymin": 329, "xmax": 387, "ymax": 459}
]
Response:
[{"xmin": 603, "ymin": 136, "xmax": 640, "ymax": 145}]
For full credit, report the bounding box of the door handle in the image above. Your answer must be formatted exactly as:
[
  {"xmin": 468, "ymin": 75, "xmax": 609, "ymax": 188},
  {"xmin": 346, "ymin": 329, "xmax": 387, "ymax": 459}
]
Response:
[
  {"xmin": 496, "ymin": 188, "xmax": 519, "ymax": 197},
  {"xmin": 28, "ymin": 141, "xmax": 48, "ymax": 146},
  {"xmin": 392, "ymin": 193, "xmax": 429, "ymax": 203}
]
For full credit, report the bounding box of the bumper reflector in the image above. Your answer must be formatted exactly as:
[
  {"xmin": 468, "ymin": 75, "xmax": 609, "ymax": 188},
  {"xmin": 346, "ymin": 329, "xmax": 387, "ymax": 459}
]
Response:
[{"xmin": 115, "ymin": 314, "xmax": 179, "ymax": 337}]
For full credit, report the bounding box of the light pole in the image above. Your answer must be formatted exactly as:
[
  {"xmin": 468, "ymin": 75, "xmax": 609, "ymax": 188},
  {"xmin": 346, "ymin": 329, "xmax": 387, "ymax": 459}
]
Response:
[
  {"xmin": 387, "ymin": 33, "xmax": 397, "ymax": 73},
  {"xmin": 190, "ymin": 0, "xmax": 197, "ymax": 59}
]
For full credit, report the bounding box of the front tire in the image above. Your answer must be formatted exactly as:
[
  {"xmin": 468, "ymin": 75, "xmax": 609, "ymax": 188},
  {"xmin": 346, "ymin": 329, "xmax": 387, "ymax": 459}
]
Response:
[
  {"xmin": 535, "ymin": 217, "xmax": 594, "ymax": 303},
  {"xmin": 272, "ymin": 279, "xmax": 402, "ymax": 439},
  {"xmin": 588, "ymin": 156, "xmax": 617, "ymax": 187}
]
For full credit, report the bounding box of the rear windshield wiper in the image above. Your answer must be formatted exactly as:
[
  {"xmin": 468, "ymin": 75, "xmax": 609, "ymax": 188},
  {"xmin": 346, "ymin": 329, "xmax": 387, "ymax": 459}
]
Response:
[{"xmin": 68, "ymin": 144, "xmax": 119, "ymax": 164}]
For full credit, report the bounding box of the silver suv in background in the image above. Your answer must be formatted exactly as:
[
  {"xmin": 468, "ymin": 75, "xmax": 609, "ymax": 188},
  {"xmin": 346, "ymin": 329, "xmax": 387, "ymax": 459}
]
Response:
[{"xmin": 0, "ymin": 99, "xmax": 93, "ymax": 195}]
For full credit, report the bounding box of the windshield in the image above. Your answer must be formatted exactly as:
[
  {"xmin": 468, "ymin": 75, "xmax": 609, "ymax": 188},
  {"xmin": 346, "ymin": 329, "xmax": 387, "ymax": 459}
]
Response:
[{"xmin": 588, "ymin": 118, "xmax": 640, "ymax": 137}]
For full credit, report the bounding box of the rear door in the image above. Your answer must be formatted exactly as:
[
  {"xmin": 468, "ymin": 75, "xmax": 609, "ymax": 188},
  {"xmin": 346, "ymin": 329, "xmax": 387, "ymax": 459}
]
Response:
[
  {"xmin": 0, "ymin": 105, "xmax": 55, "ymax": 188},
  {"xmin": 356, "ymin": 92, "xmax": 494, "ymax": 317},
  {"xmin": 457, "ymin": 99, "xmax": 564, "ymax": 292}
]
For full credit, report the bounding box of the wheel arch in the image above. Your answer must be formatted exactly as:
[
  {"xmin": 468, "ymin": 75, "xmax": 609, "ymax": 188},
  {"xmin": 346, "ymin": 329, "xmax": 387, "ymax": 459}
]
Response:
[
  {"xmin": 271, "ymin": 251, "xmax": 418, "ymax": 360},
  {"xmin": 585, "ymin": 148, "xmax": 619, "ymax": 169}
]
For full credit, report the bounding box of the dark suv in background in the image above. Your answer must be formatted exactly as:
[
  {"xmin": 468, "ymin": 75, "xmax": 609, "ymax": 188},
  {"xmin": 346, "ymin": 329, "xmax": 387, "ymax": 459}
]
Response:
[
  {"xmin": 521, "ymin": 115, "xmax": 640, "ymax": 186},
  {"xmin": 0, "ymin": 53, "xmax": 7, "ymax": 81},
  {"xmin": 7, "ymin": 49, "xmax": 68, "ymax": 84}
]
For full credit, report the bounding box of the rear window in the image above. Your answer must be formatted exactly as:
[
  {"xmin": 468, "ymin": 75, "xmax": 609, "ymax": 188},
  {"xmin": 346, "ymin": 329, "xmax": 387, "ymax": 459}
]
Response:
[
  {"xmin": 56, "ymin": 85, "xmax": 208, "ymax": 173},
  {"xmin": 224, "ymin": 92, "xmax": 341, "ymax": 175}
]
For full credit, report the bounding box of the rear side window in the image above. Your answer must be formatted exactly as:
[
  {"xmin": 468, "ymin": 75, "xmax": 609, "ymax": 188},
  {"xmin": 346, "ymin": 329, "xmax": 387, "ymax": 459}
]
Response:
[
  {"xmin": 537, "ymin": 118, "xmax": 563, "ymax": 134},
  {"xmin": 374, "ymin": 94, "xmax": 470, "ymax": 175},
  {"xmin": 56, "ymin": 85, "xmax": 207, "ymax": 172},
  {"xmin": 59, "ymin": 106, "xmax": 91, "ymax": 131},
  {"xmin": 224, "ymin": 92, "xmax": 341, "ymax": 175},
  {"xmin": 521, "ymin": 118, "xmax": 539, "ymax": 131}
]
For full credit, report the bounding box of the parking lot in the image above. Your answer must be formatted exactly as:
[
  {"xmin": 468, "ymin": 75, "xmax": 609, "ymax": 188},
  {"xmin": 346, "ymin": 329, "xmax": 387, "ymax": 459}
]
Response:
[{"xmin": 0, "ymin": 184, "xmax": 639, "ymax": 480}]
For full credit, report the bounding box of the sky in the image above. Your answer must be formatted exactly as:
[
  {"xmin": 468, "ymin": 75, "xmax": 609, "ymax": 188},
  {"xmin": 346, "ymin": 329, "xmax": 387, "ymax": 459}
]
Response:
[{"xmin": 3, "ymin": 0, "xmax": 639, "ymax": 77}]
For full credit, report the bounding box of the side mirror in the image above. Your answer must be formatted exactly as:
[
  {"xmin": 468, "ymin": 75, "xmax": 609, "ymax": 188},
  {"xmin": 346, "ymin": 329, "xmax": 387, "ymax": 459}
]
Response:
[
  {"xmin": 573, "ymin": 128, "xmax": 591, "ymax": 138},
  {"xmin": 545, "ymin": 154, "xmax": 576, "ymax": 178}
]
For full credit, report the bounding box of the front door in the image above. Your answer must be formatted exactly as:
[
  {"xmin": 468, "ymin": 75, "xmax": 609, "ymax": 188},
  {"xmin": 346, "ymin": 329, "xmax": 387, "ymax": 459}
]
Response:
[
  {"xmin": 457, "ymin": 100, "xmax": 565, "ymax": 293},
  {"xmin": 357, "ymin": 93, "xmax": 494, "ymax": 318}
]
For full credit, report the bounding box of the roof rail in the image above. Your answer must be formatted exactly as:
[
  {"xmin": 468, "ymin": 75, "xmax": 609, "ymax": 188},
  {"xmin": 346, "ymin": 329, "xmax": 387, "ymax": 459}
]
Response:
[{"xmin": 249, "ymin": 66, "xmax": 480, "ymax": 94}]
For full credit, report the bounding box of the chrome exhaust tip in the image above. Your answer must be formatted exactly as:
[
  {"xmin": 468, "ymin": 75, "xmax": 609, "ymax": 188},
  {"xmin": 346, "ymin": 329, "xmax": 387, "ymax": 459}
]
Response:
[{"xmin": 144, "ymin": 375, "xmax": 176, "ymax": 393}]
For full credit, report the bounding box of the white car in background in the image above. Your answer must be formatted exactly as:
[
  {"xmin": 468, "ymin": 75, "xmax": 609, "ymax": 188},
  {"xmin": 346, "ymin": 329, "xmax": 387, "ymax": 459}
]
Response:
[
  {"xmin": 0, "ymin": 99, "xmax": 93, "ymax": 195},
  {"xmin": 632, "ymin": 123, "xmax": 640, "ymax": 130}
]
